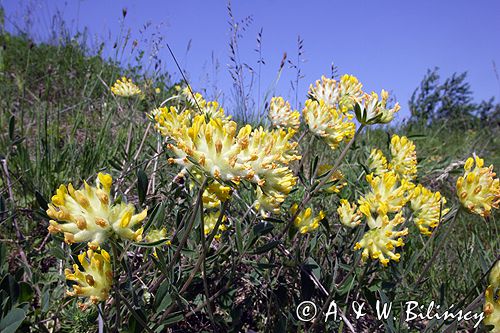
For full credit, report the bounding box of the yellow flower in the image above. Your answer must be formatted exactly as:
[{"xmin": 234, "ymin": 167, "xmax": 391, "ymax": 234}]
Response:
[
  {"xmin": 358, "ymin": 172, "xmax": 414, "ymax": 216},
  {"xmin": 110, "ymin": 77, "xmax": 142, "ymax": 97},
  {"xmin": 354, "ymin": 213, "xmax": 408, "ymax": 266},
  {"xmin": 65, "ymin": 248, "xmax": 113, "ymax": 308},
  {"xmin": 389, "ymin": 135, "xmax": 417, "ymax": 181},
  {"xmin": 145, "ymin": 228, "xmax": 170, "ymax": 258},
  {"xmin": 268, "ymin": 96, "xmax": 300, "ymax": 130},
  {"xmin": 456, "ymin": 155, "xmax": 500, "ymax": 217},
  {"xmin": 254, "ymin": 167, "xmax": 297, "ymax": 216},
  {"xmin": 410, "ymin": 184, "xmax": 449, "ymax": 235},
  {"xmin": 47, "ymin": 173, "xmax": 146, "ymax": 248},
  {"xmin": 291, "ymin": 203, "xmax": 325, "ymax": 234},
  {"xmin": 316, "ymin": 165, "xmax": 346, "ymax": 193},
  {"xmin": 150, "ymin": 106, "xmax": 192, "ymax": 139},
  {"xmin": 167, "ymin": 115, "xmax": 250, "ymax": 182},
  {"xmin": 484, "ymin": 261, "xmax": 500, "ymax": 332},
  {"xmin": 354, "ymin": 90, "xmax": 400, "ymax": 125},
  {"xmin": 303, "ymin": 99, "xmax": 356, "ymax": 150},
  {"xmin": 202, "ymin": 181, "xmax": 232, "ymax": 208},
  {"xmin": 337, "ymin": 199, "xmax": 362, "ymax": 228},
  {"xmin": 204, "ymin": 211, "xmax": 228, "ymax": 240},
  {"xmin": 308, "ymin": 75, "xmax": 363, "ymax": 111},
  {"xmin": 368, "ymin": 148, "xmax": 389, "ymax": 176},
  {"xmin": 181, "ymin": 86, "xmax": 207, "ymax": 109}
]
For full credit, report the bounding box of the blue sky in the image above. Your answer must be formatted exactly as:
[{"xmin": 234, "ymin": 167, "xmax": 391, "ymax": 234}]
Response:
[{"xmin": 3, "ymin": 0, "xmax": 500, "ymax": 118}]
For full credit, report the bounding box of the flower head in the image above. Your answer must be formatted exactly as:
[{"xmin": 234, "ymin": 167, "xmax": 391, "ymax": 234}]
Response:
[
  {"xmin": 204, "ymin": 211, "xmax": 228, "ymax": 240},
  {"xmin": 354, "ymin": 213, "xmax": 408, "ymax": 266},
  {"xmin": 484, "ymin": 261, "xmax": 500, "ymax": 332},
  {"xmin": 337, "ymin": 199, "xmax": 363, "ymax": 228},
  {"xmin": 410, "ymin": 184, "xmax": 449, "ymax": 235},
  {"xmin": 308, "ymin": 75, "xmax": 363, "ymax": 111},
  {"xmin": 47, "ymin": 173, "xmax": 146, "ymax": 248},
  {"xmin": 354, "ymin": 90, "xmax": 400, "ymax": 125},
  {"xmin": 268, "ymin": 96, "xmax": 300, "ymax": 130},
  {"xmin": 111, "ymin": 77, "xmax": 142, "ymax": 97},
  {"xmin": 291, "ymin": 203, "xmax": 325, "ymax": 234},
  {"xmin": 368, "ymin": 148, "xmax": 389, "ymax": 176},
  {"xmin": 358, "ymin": 172, "xmax": 414, "ymax": 216},
  {"xmin": 303, "ymin": 99, "xmax": 356, "ymax": 150},
  {"xmin": 65, "ymin": 248, "xmax": 113, "ymax": 308},
  {"xmin": 389, "ymin": 135, "xmax": 417, "ymax": 181},
  {"xmin": 145, "ymin": 228, "xmax": 171, "ymax": 258},
  {"xmin": 456, "ymin": 155, "xmax": 500, "ymax": 217}
]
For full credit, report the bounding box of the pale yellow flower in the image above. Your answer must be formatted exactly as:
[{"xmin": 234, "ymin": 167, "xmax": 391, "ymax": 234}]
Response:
[
  {"xmin": 181, "ymin": 86, "xmax": 207, "ymax": 109},
  {"xmin": 354, "ymin": 213, "xmax": 408, "ymax": 266},
  {"xmin": 291, "ymin": 203, "xmax": 325, "ymax": 234},
  {"xmin": 410, "ymin": 184, "xmax": 449, "ymax": 235},
  {"xmin": 110, "ymin": 77, "xmax": 142, "ymax": 97},
  {"xmin": 456, "ymin": 155, "xmax": 500, "ymax": 217},
  {"xmin": 358, "ymin": 172, "xmax": 414, "ymax": 216},
  {"xmin": 354, "ymin": 90, "xmax": 400, "ymax": 125},
  {"xmin": 368, "ymin": 148, "xmax": 389, "ymax": 176},
  {"xmin": 389, "ymin": 135, "xmax": 417, "ymax": 181},
  {"xmin": 484, "ymin": 261, "xmax": 500, "ymax": 332},
  {"xmin": 254, "ymin": 167, "xmax": 297, "ymax": 216},
  {"xmin": 308, "ymin": 75, "xmax": 363, "ymax": 111},
  {"xmin": 47, "ymin": 173, "xmax": 146, "ymax": 248},
  {"xmin": 145, "ymin": 228, "xmax": 170, "ymax": 258},
  {"xmin": 204, "ymin": 211, "xmax": 228, "ymax": 240},
  {"xmin": 65, "ymin": 248, "xmax": 113, "ymax": 308},
  {"xmin": 303, "ymin": 99, "xmax": 356, "ymax": 150},
  {"xmin": 268, "ymin": 96, "xmax": 300, "ymax": 130},
  {"xmin": 337, "ymin": 199, "xmax": 362, "ymax": 228}
]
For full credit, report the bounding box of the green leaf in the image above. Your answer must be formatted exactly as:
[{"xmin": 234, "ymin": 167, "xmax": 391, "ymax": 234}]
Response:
[
  {"xmin": 137, "ymin": 169, "xmax": 148, "ymax": 206},
  {"xmin": 18, "ymin": 283, "xmax": 33, "ymax": 304},
  {"xmin": 35, "ymin": 190, "xmax": 48, "ymax": 211},
  {"xmin": 0, "ymin": 308, "xmax": 26, "ymax": 333},
  {"xmin": 235, "ymin": 217, "xmax": 243, "ymax": 254},
  {"xmin": 252, "ymin": 240, "xmax": 280, "ymax": 255},
  {"xmin": 8, "ymin": 115, "xmax": 15, "ymax": 141}
]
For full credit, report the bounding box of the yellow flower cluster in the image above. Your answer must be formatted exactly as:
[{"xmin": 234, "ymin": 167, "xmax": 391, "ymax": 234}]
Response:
[
  {"xmin": 484, "ymin": 261, "xmax": 500, "ymax": 332},
  {"xmin": 317, "ymin": 164, "xmax": 346, "ymax": 194},
  {"xmin": 151, "ymin": 90, "xmax": 301, "ymax": 216},
  {"xmin": 456, "ymin": 155, "xmax": 499, "ymax": 217},
  {"xmin": 111, "ymin": 77, "xmax": 142, "ymax": 97},
  {"xmin": 354, "ymin": 90, "xmax": 400, "ymax": 125},
  {"xmin": 204, "ymin": 211, "xmax": 228, "ymax": 240},
  {"xmin": 341, "ymin": 135, "xmax": 448, "ymax": 266},
  {"xmin": 410, "ymin": 185, "xmax": 449, "ymax": 235},
  {"xmin": 268, "ymin": 96, "xmax": 300, "ymax": 130},
  {"xmin": 354, "ymin": 213, "xmax": 408, "ymax": 266},
  {"xmin": 65, "ymin": 248, "xmax": 113, "ymax": 309},
  {"xmin": 47, "ymin": 173, "xmax": 147, "ymax": 249},
  {"xmin": 291, "ymin": 203, "xmax": 325, "ymax": 234},
  {"xmin": 368, "ymin": 134, "xmax": 417, "ymax": 181},
  {"xmin": 303, "ymin": 99, "xmax": 356, "ymax": 150},
  {"xmin": 145, "ymin": 228, "xmax": 171, "ymax": 258},
  {"xmin": 308, "ymin": 75, "xmax": 363, "ymax": 111}
]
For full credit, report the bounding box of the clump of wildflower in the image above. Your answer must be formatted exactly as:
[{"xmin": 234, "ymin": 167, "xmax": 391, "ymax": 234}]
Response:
[
  {"xmin": 410, "ymin": 184, "xmax": 449, "ymax": 235},
  {"xmin": 390, "ymin": 135, "xmax": 417, "ymax": 181},
  {"xmin": 337, "ymin": 199, "xmax": 362, "ymax": 228},
  {"xmin": 308, "ymin": 75, "xmax": 363, "ymax": 111},
  {"xmin": 456, "ymin": 155, "xmax": 500, "ymax": 217},
  {"xmin": 254, "ymin": 167, "xmax": 297, "ymax": 216},
  {"xmin": 484, "ymin": 261, "xmax": 500, "ymax": 332},
  {"xmin": 47, "ymin": 173, "xmax": 146, "ymax": 248},
  {"xmin": 204, "ymin": 211, "xmax": 228, "ymax": 240},
  {"xmin": 358, "ymin": 172, "xmax": 414, "ymax": 216},
  {"xmin": 65, "ymin": 248, "xmax": 113, "ymax": 309},
  {"xmin": 354, "ymin": 213, "xmax": 408, "ymax": 266},
  {"xmin": 181, "ymin": 86, "xmax": 207, "ymax": 109},
  {"xmin": 354, "ymin": 90, "xmax": 400, "ymax": 125},
  {"xmin": 111, "ymin": 77, "xmax": 142, "ymax": 97},
  {"xmin": 303, "ymin": 99, "xmax": 356, "ymax": 150},
  {"xmin": 291, "ymin": 203, "xmax": 325, "ymax": 234},
  {"xmin": 268, "ymin": 96, "xmax": 300, "ymax": 130}
]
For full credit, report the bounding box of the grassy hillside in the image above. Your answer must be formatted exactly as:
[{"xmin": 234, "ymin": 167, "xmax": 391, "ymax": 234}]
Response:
[{"xmin": 0, "ymin": 29, "xmax": 498, "ymax": 333}]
